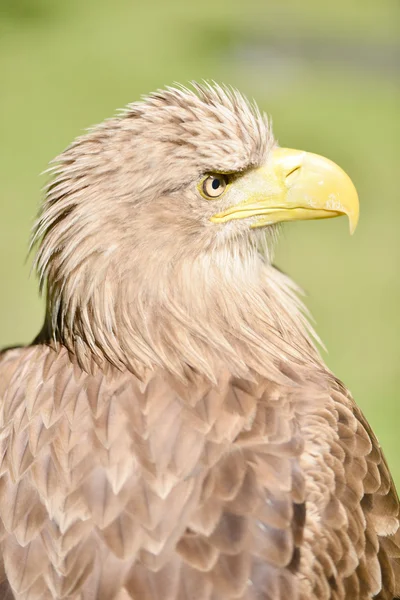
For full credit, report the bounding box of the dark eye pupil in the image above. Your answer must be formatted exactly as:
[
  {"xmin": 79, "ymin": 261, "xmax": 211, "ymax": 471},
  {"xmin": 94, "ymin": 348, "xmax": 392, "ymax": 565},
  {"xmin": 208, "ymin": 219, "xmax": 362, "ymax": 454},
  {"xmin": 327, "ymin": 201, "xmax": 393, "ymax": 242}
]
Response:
[{"xmin": 212, "ymin": 178, "xmax": 221, "ymax": 190}]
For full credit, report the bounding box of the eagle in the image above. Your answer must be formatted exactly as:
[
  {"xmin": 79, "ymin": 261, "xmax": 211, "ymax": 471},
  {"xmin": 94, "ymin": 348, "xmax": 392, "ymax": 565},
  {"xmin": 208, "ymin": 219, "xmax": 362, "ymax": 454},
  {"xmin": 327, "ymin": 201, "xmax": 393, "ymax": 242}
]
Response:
[{"xmin": 0, "ymin": 83, "xmax": 398, "ymax": 600}]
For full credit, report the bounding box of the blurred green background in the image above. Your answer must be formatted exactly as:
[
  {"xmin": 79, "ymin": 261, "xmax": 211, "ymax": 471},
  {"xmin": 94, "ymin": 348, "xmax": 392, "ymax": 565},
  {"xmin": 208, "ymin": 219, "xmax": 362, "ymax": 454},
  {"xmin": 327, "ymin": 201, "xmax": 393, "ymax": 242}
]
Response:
[{"xmin": 0, "ymin": 0, "xmax": 399, "ymax": 483}]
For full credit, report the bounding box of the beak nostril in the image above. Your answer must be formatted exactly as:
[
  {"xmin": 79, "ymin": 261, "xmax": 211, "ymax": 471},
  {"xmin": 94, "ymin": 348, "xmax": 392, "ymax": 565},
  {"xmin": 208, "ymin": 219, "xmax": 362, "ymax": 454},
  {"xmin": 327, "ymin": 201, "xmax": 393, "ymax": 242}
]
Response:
[
  {"xmin": 286, "ymin": 166, "xmax": 301, "ymax": 178},
  {"xmin": 285, "ymin": 165, "xmax": 301, "ymax": 184}
]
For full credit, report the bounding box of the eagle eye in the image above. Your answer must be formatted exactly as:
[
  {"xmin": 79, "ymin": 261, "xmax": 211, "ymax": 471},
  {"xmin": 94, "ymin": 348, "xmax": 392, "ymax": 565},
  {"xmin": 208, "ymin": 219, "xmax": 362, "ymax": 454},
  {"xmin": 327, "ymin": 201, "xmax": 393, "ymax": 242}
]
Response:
[{"xmin": 201, "ymin": 174, "xmax": 228, "ymax": 199}]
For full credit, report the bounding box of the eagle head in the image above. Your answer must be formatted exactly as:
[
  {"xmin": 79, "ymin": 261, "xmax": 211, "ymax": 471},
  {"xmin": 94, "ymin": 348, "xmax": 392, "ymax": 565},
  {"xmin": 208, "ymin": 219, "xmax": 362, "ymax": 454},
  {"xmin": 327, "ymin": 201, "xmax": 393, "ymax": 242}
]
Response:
[{"xmin": 32, "ymin": 83, "xmax": 359, "ymax": 379}]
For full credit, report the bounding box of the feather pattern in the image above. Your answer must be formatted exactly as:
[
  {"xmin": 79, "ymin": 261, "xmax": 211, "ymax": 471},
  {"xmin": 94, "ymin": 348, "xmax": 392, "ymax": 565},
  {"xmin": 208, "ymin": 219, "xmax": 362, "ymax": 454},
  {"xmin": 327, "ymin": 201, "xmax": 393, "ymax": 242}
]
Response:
[{"xmin": 0, "ymin": 344, "xmax": 399, "ymax": 599}]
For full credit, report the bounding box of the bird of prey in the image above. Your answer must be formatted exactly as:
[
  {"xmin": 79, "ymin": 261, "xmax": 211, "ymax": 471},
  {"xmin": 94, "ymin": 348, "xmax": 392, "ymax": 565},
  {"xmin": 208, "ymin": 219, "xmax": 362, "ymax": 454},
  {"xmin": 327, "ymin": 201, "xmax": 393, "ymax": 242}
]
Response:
[{"xmin": 0, "ymin": 83, "xmax": 398, "ymax": 600}]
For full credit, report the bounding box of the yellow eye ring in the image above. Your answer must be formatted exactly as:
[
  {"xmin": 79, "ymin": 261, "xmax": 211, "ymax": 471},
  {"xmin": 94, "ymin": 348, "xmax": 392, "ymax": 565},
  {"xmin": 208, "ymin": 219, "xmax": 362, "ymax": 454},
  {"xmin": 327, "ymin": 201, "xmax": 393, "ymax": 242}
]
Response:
[{"xmin": 199, "ymin": 174, "xmax": 229, "ymax": 199}]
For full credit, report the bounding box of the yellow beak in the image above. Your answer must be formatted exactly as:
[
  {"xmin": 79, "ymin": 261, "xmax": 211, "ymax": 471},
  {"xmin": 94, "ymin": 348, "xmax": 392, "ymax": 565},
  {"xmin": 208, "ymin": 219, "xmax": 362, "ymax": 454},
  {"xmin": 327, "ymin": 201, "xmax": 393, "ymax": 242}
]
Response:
[{"xmin": 210, "ymin": 148, "xmax": 359, "ymax": 234}]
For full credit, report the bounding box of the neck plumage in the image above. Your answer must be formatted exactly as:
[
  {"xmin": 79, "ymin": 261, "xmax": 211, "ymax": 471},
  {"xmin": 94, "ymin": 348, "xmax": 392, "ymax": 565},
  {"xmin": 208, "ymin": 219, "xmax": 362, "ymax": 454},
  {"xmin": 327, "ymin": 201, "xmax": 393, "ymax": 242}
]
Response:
[{"xmin": 37, "ymin": 242, "xmax": 323, "ymax": 382}]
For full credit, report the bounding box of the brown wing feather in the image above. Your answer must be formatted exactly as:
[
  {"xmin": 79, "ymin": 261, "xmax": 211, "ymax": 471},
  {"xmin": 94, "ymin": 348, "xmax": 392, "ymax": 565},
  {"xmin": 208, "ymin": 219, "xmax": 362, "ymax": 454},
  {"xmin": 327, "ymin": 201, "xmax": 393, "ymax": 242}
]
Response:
[
  {"xmin": 309, "ymin": 378, "xmax": 400, "ymax": 599},
  {"xmin": 176, "ymin": 378, "xmax": 307, "ymax": 600},
  {"xmin": 1, "ymin": 345, "xmax": 399, "ymax": 599}
]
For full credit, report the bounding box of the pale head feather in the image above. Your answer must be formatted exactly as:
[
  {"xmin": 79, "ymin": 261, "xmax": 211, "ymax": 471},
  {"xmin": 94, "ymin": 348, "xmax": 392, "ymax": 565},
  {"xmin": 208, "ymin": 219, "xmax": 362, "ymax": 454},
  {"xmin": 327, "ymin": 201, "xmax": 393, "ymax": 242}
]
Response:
[{"xmin": 31, "ymin": 82, "xmax": 322, "ymax": 381}]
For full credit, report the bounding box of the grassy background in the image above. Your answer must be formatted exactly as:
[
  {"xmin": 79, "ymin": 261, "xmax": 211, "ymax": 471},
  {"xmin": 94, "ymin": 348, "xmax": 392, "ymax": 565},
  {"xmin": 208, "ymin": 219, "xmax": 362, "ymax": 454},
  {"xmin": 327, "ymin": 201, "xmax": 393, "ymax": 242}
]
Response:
[{"xmin": 0, "ymin": 0, "xmax": 399, "ymax": 483}]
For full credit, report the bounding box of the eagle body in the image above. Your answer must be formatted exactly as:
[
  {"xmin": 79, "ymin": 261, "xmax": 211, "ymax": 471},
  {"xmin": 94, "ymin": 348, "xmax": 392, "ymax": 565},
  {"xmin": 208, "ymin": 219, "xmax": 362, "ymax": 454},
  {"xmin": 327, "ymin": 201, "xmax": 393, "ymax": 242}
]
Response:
[{"xmin": 0, "ymin": 84, "xmax": 398, "ymax": 599}]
